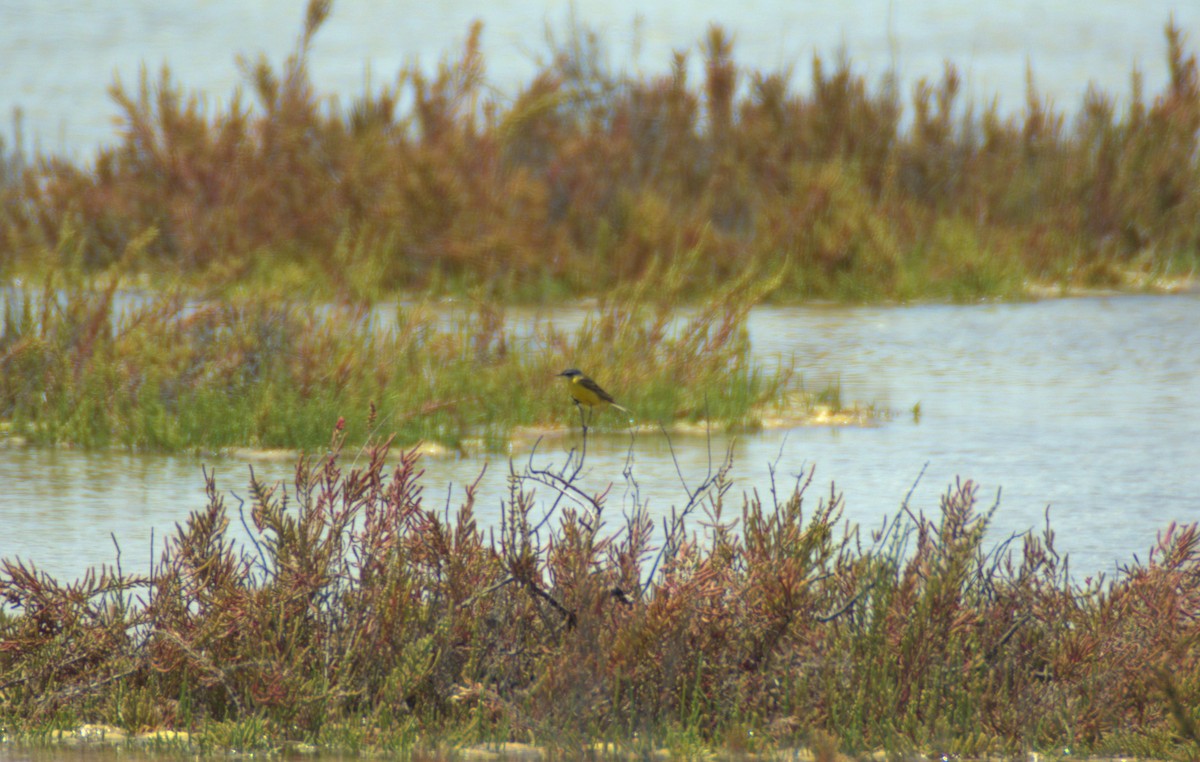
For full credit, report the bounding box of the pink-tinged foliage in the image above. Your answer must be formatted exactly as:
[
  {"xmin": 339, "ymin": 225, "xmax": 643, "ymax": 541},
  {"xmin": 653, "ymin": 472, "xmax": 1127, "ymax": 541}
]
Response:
[
  {"xmin": 2, "ymin": 429, "xmax": 1197, "ymax": 754},
  {"xmin": 2, "ymin": 9, "xmax": 1197, "ymax": 301}
]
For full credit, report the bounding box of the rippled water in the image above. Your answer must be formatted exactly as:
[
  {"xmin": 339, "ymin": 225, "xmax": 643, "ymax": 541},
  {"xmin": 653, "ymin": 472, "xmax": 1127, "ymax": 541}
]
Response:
[
  {"xmin": 3, "ymin": 9, "xmax": 1197, "ymax": 760},
  {"xmin": 3, "ymin": 295, "xmax": 1197, "ymax": 581},
  {"xmin": 3, "ymin": 0, "xmax": 1198, "ymax": 588},
  {"xmin": 3, "ymin": 0, "xmax": 1199, "ymax": 156}
]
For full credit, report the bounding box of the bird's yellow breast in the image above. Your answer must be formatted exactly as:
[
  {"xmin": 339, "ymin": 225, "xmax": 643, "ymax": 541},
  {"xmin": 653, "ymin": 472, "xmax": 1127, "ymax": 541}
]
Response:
[{"xmin": 566, "ymin": 376, "xmax": 606, "ymax": 408}]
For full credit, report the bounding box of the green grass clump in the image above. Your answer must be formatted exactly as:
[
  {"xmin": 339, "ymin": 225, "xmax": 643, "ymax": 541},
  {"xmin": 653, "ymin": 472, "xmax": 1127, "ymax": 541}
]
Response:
[
  {"xmin": 1, "ymin": 438, "xmax": 1197, "ymax": 757},
  {"xmin": 2, "ymin": 2, "xmax": 1198, "ymax": 303},
  {"xmin": 0, "ymin": 266, "xmax": 799, "ymax": 452}
]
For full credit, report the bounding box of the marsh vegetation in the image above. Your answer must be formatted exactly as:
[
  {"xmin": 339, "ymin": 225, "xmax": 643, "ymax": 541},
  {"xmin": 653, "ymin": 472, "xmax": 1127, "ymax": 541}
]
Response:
[
  {"xmin": 1, "ymin": 434, "xmax": 1198, "ymax": 758},
  {"xmin": 0, "ymin": 4, "xmax": 1197, "ymax": 303},
  {"xmin": 2, "ymin": 2, "xmax": 1199, "ymax": 757},
  {"xmin": 0, "ymin": 271, "xmax": 817, "ymax": 452}
]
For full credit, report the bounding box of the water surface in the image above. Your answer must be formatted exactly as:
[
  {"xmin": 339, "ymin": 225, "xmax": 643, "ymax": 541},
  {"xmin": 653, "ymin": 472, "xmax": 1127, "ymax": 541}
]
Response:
[
  {"xmin": 2, "ymin": 0, "xmax": 1198, "ymax": 584},
  {"xmin": 3, "ymin": 0, "xmax": 1199, "ymax": 157},
  {"xmin": 3, "ymin": 296, "xmax": 1196, "ymax": 582}
]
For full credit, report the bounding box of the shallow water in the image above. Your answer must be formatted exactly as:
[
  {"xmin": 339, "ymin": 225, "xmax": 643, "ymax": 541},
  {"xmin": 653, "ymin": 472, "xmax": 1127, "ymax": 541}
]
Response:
[
  {"xmin": 3, "ymin": 0, "xmax": 1199, "ymax": 157},
  {"xmin": 3, "ymin": 0, "xmax": 1199, "ymax": 587},
  {"xmin": 0, "ymin": 748, "xmax": 163, "ymax": 762},
  {"xmin": 2, "ymin": 295, "xmax": 1196, "ymax": 582}
]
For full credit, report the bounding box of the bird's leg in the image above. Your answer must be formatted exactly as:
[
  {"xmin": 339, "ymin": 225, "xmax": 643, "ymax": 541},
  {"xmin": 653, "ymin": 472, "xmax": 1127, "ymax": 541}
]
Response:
[{"xmin": 574, "ymin": 400, "xmax": 588, "ymax": 434}]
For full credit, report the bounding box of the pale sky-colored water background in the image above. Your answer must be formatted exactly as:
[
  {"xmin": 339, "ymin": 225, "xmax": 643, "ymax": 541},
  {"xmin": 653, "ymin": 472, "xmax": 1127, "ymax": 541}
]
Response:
[
  {"xmin": 2, "ymin": 296, "xmax": 1198, "ymax": 583},
  {"xmin": 0, "ymin": 2, "xmax": 1198, "ymax": 584},
  {"xmin": 2, "ymin": 1, "xmax": 1199, "ymax": 157}
]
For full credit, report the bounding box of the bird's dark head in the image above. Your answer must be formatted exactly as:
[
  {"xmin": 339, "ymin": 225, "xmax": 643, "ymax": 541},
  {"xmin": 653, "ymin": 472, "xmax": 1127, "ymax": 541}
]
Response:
[{"xmin": 558, "ymin": 368, "xmax": 583, "ymax": 378}]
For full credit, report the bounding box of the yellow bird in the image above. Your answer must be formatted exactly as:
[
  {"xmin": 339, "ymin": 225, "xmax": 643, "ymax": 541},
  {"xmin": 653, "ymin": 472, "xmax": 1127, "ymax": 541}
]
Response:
[{"xmin": 557, "ymin": 368, "xmax": 630, "ymax": 415}]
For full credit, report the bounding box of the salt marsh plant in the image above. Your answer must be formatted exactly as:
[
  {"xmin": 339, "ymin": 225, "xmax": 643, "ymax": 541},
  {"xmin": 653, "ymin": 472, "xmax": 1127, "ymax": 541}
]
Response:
[
  {"xmin": 2, "ymin": 3, "xmax": 1197, "ymax": 302},
  {"xmin": 0, "ymin": 268, "xmax": 798, "ymax": 452},
  {"xmin": 1, "ymin": 427, "xmax": 1198, "ymax": 757}
]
